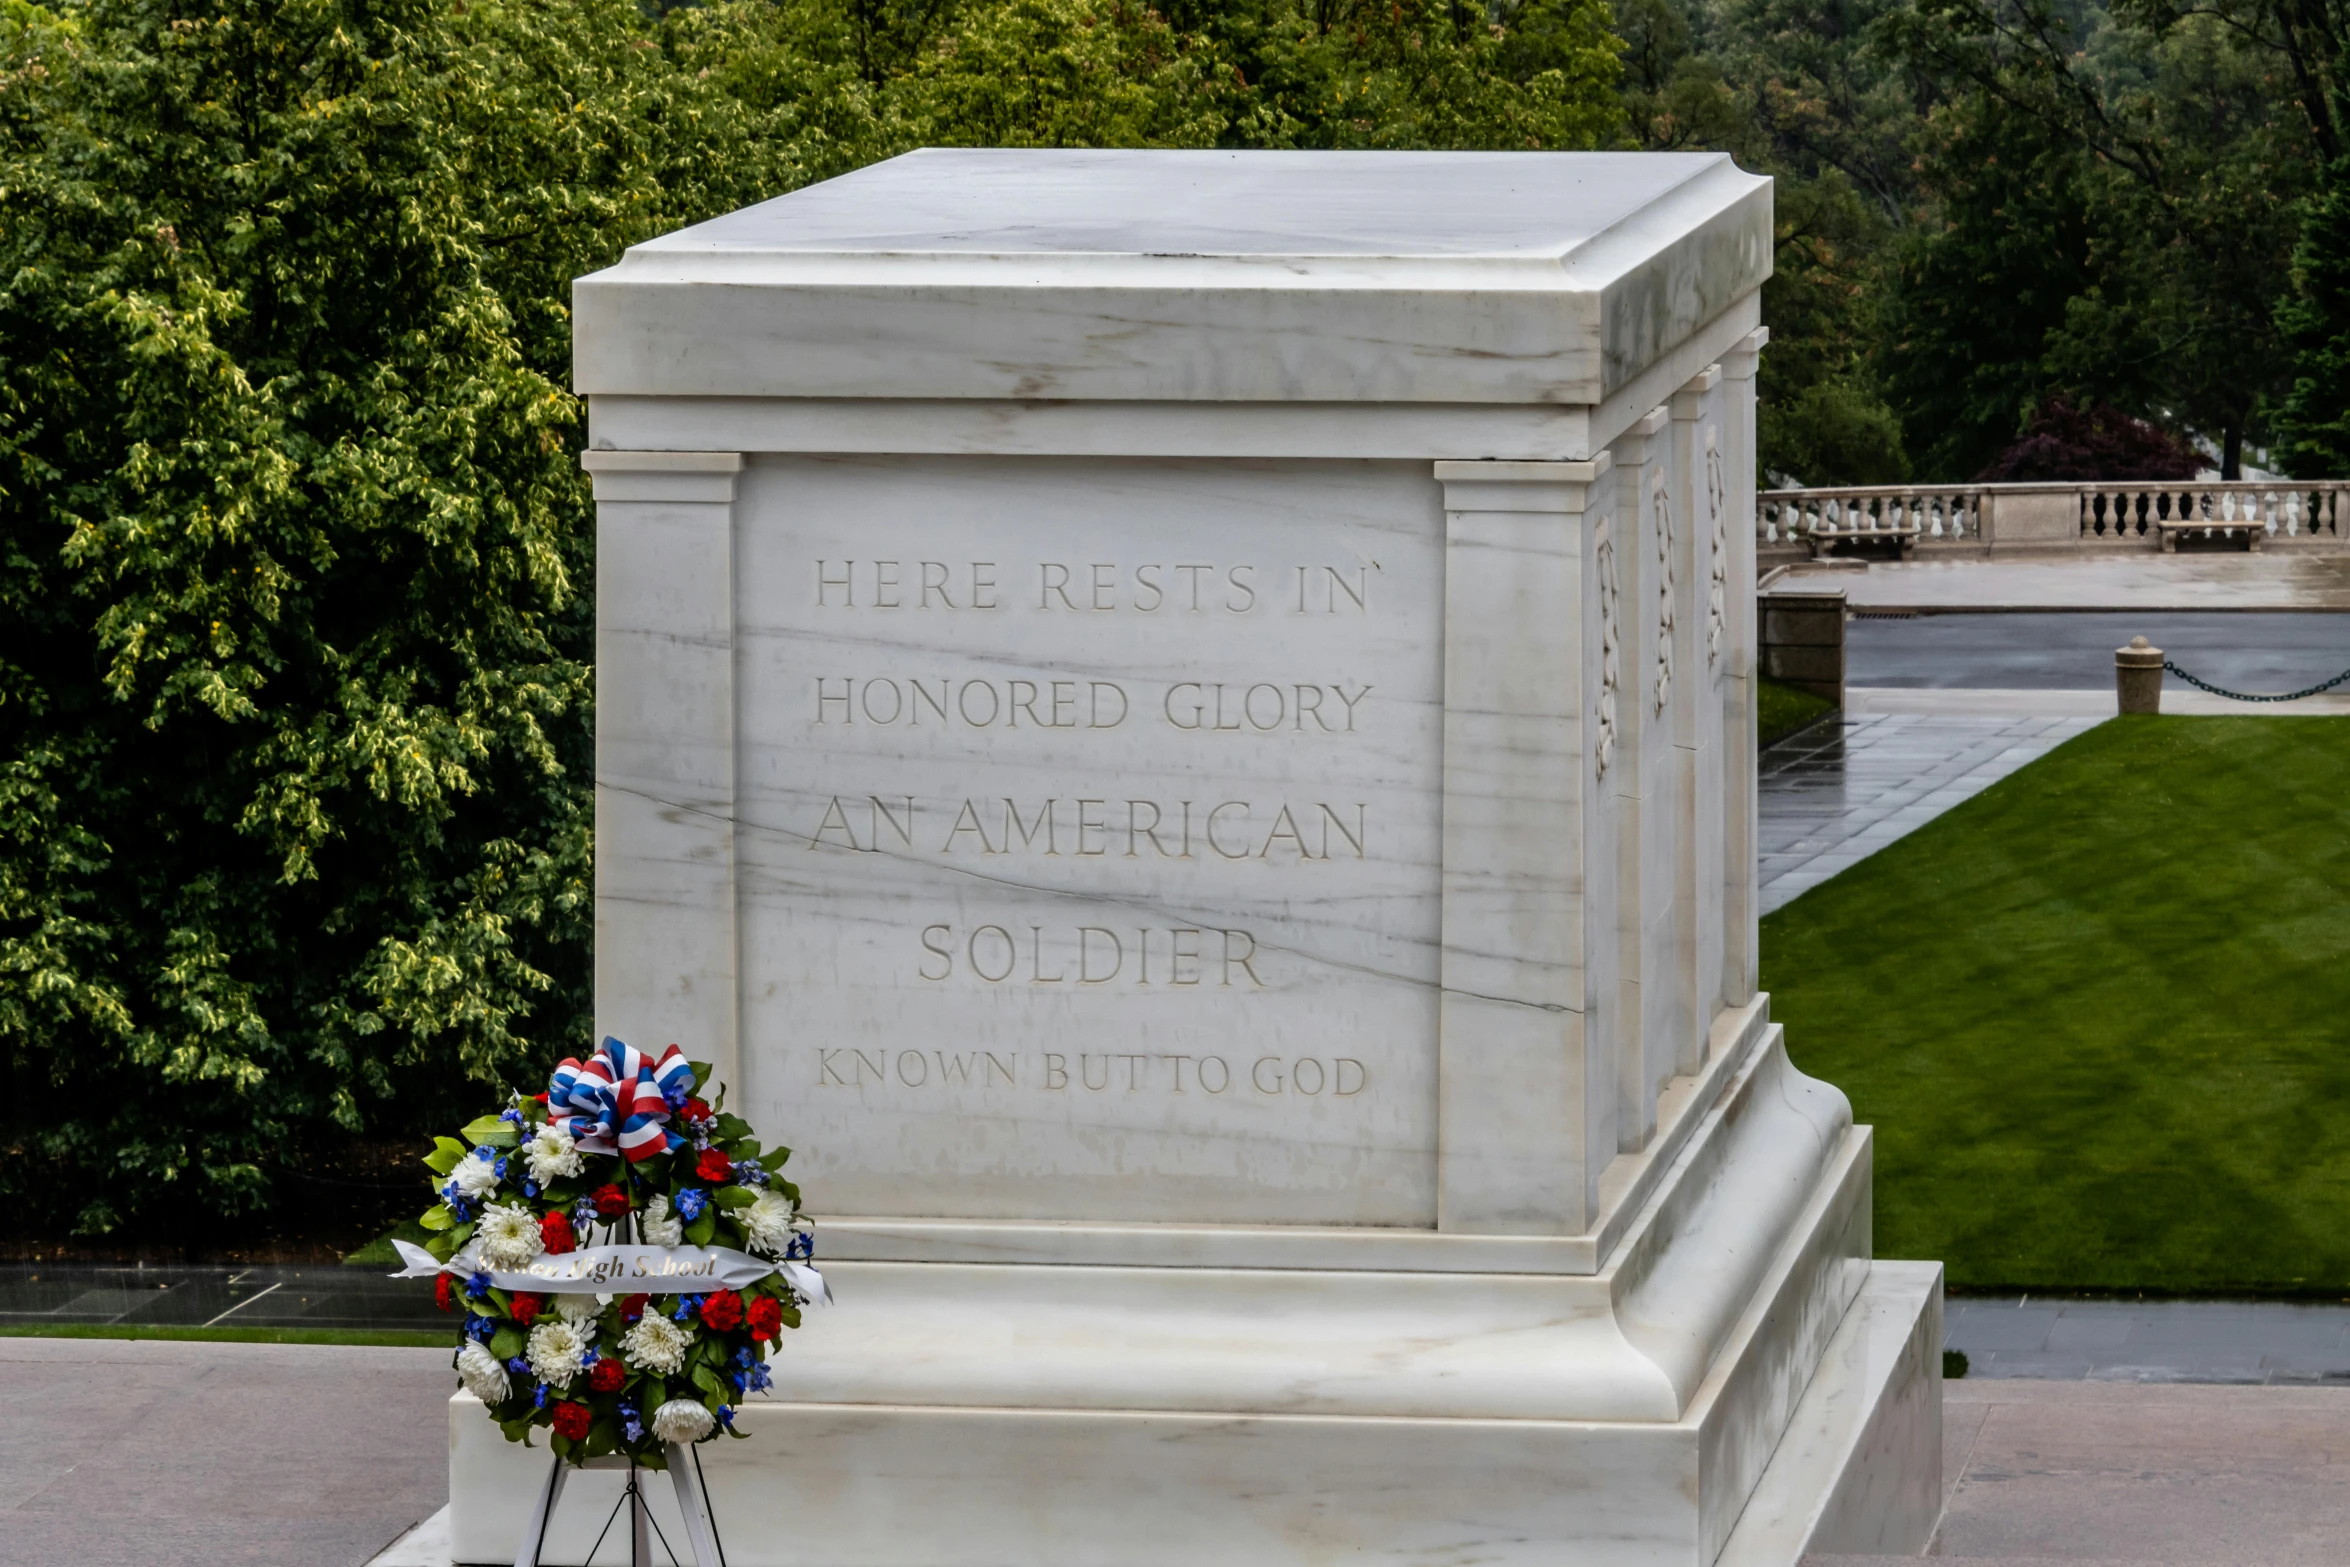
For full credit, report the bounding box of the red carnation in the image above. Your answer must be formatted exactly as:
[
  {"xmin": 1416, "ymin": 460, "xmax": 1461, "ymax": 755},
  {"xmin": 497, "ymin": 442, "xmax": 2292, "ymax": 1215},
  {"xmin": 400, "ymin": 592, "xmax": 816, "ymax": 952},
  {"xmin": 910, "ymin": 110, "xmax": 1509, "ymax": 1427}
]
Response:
[
  {"xmin": 746, "ymin": 1294, "xmax": 784, "ymax": 1344},
  {"xmin": 591, "ymin": 1183, "xmax": 631, "ymax": 1219},
  {"xmin": 588, "ymin": 1357, "xmax": 627, "ymax": 1393},
  {"xmin": 699, "ymin": 1289, "xmax": 744, "ymax": 1332},
  {"xmin": 684, "ymin": 1097, "xmax": 712, "ymax": 1123},
  {"xmin": 551, "ymin": 1401, "xmax": 593, "ymax": 1442},
  {"xmin": 695, "ymin": 1149, "xmax": 733, "ymax": 1184},
  {"xmin": 510, "ymin": 1292, "xmax": 546, "ymax": 1328},
  {"xmin": 620, "ymin": 1293, "xmax": 650, "ymax": 1323},
  {"xmin": 434, "ymin": 1273, "xmax": 457, "ymax": 1314},
  {"xmin": 541, "ymin": 1210, "xmax": 576, "ymax": 1255}
]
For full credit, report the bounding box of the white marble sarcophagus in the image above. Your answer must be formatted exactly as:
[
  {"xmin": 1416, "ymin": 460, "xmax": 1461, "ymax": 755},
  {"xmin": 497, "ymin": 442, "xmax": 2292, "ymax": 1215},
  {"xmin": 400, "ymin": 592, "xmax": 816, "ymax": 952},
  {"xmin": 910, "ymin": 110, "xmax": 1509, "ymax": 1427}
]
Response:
[{"xmin": 449, "ymin": 148, "xmax": 1943, "ymax": 1567}]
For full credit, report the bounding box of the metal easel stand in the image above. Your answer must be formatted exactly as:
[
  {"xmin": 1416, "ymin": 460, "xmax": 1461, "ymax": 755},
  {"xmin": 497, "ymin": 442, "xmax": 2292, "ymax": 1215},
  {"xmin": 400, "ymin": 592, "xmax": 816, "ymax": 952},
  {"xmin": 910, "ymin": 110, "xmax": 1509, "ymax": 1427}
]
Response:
[{"xmin": 511, "ymin": 1444, "xmax": 725, "ymax": 1567}]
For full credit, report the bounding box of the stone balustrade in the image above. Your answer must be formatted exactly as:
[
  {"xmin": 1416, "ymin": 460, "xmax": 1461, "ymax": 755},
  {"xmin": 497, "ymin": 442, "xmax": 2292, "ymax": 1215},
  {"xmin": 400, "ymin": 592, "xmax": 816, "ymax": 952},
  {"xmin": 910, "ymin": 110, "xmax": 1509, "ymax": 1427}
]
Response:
[{"xmin": 1759, "ymin": 479, "xmax": 2350, "ymax": 555}]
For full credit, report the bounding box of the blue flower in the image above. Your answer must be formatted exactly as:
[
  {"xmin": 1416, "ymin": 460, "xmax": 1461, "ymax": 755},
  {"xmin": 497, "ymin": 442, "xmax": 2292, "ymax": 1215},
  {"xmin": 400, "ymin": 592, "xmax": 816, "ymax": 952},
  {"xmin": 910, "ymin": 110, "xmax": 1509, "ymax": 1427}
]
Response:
[
  {"xmin": 493, "ymin": 1155, "xmax": 508, "ymax": 1181},
  {"xmin": 466, "ymin": 1271, "xmax": 493, "ymax": 1299},
  {"xmin": 673, "ymin": 1295, "xmax": 701, "ymax": 1322},
  {"xmin": 572, "ymin": 1199, "xmax": 597, "ymax": 1228},
  {"xmin": 523, "ymin": 1180, "xmax": 540, "ymax": 1198},
  {"xmin": 534, "ymin": 1385, "xmax": 550, "ymax": 1409},
  {"xmin": 624, "ymin": 1419, "xmax": 645, "ymax": 1441},
  {"xmin": 580, "ymin": 1346, "xmax": 600, "ymax": 1368},
  {"xmin": 745, "ymin": 1361, "xmax": 773, "ymax": 1394},
  {"xmin": 501, "ymin": 1107, "xmax": 525, "ymax": 1125},
  {"xmin": 465, "ymin": 1315, "xmax": 496, "ymax": 1342},
  {"xmin": 474, "ymin": 1145, "xmax": 497, "ymax": 1163},
  {"xmin": 785, "ymin": 1231, "xmax": 814, "ymax": 1261},
  {"xmin": 507, "ymin": 1356, "xmax": 530, "ymax": 1374},
  {"xmin": 716, "ymin": 1406, "xmax": 736, "ymax": 1428},
  {"xmin": 675, "ymin": 1188, "xmax": 707, "ymax": 1222},
  {"xmin": 733, "ymin": 1160, "xmax": 768, "ymax": 1187},
  {"xmin": 663, "ymin": 1078, "xmax": 690, "ymax": 1110}
]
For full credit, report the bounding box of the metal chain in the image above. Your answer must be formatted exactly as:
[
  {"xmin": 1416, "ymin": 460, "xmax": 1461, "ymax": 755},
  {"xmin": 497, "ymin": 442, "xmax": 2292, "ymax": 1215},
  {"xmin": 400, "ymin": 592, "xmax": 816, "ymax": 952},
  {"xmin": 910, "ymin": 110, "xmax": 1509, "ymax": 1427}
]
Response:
[{"xmin": 2160, "ymin": 658, "xmax": 2350, "ymax": 703}]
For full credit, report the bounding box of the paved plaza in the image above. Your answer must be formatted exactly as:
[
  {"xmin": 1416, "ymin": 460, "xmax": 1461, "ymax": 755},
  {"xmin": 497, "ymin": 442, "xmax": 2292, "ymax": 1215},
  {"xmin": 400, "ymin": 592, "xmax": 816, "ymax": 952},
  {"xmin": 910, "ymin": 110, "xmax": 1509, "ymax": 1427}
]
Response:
[
  {"xmin": 1948, "ymin": 1296, "xmax": 2350, "ymax": 1384},
  {"xmin": 6, "ymin": 1335, "xmax": 2349, "ymax": 1566},
  {"xmin": 1769, "ymin": 551, "xmax": 2350, "ymax": 612}
]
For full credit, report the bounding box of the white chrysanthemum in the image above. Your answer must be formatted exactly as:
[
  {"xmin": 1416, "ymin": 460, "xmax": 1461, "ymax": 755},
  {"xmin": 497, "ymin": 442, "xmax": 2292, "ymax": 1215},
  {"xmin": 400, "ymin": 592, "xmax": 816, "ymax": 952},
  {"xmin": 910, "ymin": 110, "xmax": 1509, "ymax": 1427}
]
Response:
[
  {"xmin": 622, "ymin": 1309, "xmax": 691, "ymax": 1375},
  {"xmin": 450, "ymin": 1150, "xmax": 502, "ymax": 1201},
  {"xmin": 739, "ymin": 1190, "xmax": 797, "ymax": 1257},
  {"xmin": 523, "ymin": 1122, "xmax": 582, "ymax": 1186},
  {"xmin": 457, "ymin": 1340, "xmax": 510, "ymax": 1405},
  {"xmin": 554, "ymin": 1292, "xmax": 608, "ymax": 1325},
  {"xmin": 638, "ymin": 1193, "xmax": 684, "ymax": 1247},
  {"xmin": 476, "ymin": 1201, "xmax": 544, "ymax": 1270},
  {"xmin": 526, "ymin": 1320, "xmax": 587, "ymax": 1387},
  {"xmin": 650, "ymin": 1399, "xmax": 715, "ymax": 1444}
]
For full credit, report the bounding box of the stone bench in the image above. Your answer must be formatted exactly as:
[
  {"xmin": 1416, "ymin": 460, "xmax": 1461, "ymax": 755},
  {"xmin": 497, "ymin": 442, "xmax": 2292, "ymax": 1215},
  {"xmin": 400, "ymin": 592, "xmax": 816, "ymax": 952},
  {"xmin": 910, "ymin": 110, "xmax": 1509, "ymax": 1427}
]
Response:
[{"xmin": 2156, "ymin": 517, "xmax": 2263, "ymax": 552}]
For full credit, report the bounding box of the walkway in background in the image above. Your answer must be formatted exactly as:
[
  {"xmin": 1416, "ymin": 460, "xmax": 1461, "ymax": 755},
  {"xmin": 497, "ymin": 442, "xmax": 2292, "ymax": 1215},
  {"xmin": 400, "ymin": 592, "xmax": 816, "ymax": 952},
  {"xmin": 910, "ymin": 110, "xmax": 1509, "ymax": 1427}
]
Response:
[
  {"xmin": 1815, "ymin": 1379, "xmax": 2350, "ymax": 1566},
  {"xmin": 1770, "ymin": 550, "xmax": 2350, "ymax": 611},
  {"xmin": 1759, "ymin": 713, "xmax": 2100, "ymax": 913},
  {"xmin": 0, "ymin": 1336, "xmax": 449, "ymax": 1567},
  {"xmin": 1846, "ymin": 608, "xmax": 2350, "ymax": 693},
  {"xmin": 0, "ymin": 1261, "xmax": 440, "ymax": 1332},
  {"xmin": 1947, "ymin": 1296, "xmax": 2350, "ymax": 1384},
  {"xmin": 1760, "ymin": 607, "xmax": 2350, "ymax": 911}
]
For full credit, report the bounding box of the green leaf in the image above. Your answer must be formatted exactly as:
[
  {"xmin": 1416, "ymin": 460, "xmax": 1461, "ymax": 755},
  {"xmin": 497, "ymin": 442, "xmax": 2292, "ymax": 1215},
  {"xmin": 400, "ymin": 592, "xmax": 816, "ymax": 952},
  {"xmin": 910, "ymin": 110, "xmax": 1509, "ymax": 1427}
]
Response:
[
  {"xmin": 492, "ymin": 1325, "xmax": 526, "ymax": 1360},
  {"xmin": 424, "ymin": 1137, "xmax": 468, "ymax": 1177},
  {"xmin": 689, "ymin": 1059, "xmax": 714, "ymax": 1093},
  {"xmin": 462, "ymin": 1114, "xmax": 520, "ymax": 1149},
  {"xmin": 499, "ymin": 1414, "xmax": 537, "ymax": 1443},
  {"xmin": 691, "ymin": 1363, "xmax": 721, "ymax": 1396},
  {"xmin": 712, "ymin": 1185, "xmax": 755, "ymax": 1211},
  {"xmin": 713, "ymin": 1114, "xmax": 752, "ymax": 1142},
  {"xmin": 685, "ymin": 1210, "xmax": 716, "ymax": 1247},
  {"xmin": 419, "ymin": 1204, "xmax": 455, "ymax": 1232}
]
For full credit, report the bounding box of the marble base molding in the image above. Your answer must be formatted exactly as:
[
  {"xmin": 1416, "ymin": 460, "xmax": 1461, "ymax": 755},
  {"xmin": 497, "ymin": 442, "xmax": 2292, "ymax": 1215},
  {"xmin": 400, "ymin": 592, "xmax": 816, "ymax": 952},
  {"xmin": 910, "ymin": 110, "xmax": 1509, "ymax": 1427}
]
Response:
[{"xmin": 446, "ymin": 1013, "xmax": 1939, "ymax": 1566}]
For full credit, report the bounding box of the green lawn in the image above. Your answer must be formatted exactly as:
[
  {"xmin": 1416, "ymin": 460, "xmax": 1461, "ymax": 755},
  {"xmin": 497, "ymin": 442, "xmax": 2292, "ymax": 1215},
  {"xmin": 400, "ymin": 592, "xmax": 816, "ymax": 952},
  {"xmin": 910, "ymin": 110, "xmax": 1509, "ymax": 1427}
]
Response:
[
  {"xmin": 1765, "ymin": 716, "xmax": 2350, "ymax": 1295},
  {"xmin": 1759, "ymin": 674, "xmax": 1835, "ymax": 747}
]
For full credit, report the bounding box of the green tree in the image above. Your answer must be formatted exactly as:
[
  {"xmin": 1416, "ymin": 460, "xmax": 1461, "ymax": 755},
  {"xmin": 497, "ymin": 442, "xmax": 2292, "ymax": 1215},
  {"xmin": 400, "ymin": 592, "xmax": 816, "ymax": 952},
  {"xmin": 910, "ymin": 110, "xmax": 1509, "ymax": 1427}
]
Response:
[
  {"xmin": 0, "ymin": 0, "xmax": 822, "ymax": 1236},
  {"xmin": 2276, "ymin": 157, "xmax": 2350, "ymax": 475}
]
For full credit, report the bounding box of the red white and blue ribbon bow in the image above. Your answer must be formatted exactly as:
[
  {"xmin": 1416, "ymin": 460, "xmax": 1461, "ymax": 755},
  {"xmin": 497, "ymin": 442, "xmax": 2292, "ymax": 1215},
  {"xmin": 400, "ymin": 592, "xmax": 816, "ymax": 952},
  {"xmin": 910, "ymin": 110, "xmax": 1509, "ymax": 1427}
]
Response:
[{"xmin": 547, "ymin": 1037, "xmax": 695, "ymax": 1163}]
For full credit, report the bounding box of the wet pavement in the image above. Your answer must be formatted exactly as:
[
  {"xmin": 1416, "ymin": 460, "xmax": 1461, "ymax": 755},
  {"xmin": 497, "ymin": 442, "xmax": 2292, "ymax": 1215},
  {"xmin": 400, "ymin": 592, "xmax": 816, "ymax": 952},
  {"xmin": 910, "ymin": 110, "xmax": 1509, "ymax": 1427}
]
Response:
[
  {"xmin": 1769, "ymin": 550, "xmax": 2350, "ymax": 611},
  {"xmin": 1758, "ymin": 713, "xmax": 2101, "ymax": 914}
]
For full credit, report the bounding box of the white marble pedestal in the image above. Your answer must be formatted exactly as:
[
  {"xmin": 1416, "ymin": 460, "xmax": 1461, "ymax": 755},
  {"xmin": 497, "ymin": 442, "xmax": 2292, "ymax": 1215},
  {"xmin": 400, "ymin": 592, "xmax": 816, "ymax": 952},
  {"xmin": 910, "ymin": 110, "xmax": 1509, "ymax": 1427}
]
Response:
[{"xmin": 464, "ymin": 148, "xmax": 1948, "ymax": 1566}]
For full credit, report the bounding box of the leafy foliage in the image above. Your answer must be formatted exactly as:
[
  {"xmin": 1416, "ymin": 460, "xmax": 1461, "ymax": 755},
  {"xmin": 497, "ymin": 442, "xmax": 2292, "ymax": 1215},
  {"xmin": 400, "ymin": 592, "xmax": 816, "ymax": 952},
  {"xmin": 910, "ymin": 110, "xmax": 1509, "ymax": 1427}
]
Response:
[
  {"xmin": 0, "ymin": 0, "xmax": 1626, "ymax": 1244},
  {"xmin": 1977, "ymin": 397, "xmax": 2203, "ymax": 482}
]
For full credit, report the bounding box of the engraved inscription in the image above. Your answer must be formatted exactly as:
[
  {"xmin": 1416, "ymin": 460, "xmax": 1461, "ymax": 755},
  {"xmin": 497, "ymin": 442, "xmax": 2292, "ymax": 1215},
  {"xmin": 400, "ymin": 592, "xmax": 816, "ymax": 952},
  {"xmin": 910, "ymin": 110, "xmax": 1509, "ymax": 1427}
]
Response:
[
  {"xmin": 810, "ymin": 677, "xmax": 1373, "ymax": 733},
  {"xmin": 815, "ymin": 1047, "xmax": 1369, "ymax": 1096},
  {"xmin": 916, "ymin": 923, "xmax": 1265, "ymax": 986},
  {"xmin": 808, "ymin": 796, "xmax": 1369, "ymax": 861},
  {"xmin": 814, "ymin": 559, "xmax": 1377, "ymax": 614}
]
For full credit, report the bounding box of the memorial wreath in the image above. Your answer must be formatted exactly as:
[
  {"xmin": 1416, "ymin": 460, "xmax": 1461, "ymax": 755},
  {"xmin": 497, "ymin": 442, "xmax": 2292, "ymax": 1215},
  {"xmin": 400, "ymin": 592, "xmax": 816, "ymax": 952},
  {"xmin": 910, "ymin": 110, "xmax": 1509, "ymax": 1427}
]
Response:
[{"xmin": 391, "ymin": 1037, "xmax": 826, "ymax": 1468}]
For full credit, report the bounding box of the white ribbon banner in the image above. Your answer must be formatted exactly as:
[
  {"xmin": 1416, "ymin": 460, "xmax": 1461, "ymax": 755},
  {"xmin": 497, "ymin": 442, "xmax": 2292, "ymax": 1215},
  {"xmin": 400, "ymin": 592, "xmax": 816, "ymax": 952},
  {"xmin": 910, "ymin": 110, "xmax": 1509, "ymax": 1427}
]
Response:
[{"xmin": 390, "ymin": 1238, "xmax": 829, "ymax": 1303}]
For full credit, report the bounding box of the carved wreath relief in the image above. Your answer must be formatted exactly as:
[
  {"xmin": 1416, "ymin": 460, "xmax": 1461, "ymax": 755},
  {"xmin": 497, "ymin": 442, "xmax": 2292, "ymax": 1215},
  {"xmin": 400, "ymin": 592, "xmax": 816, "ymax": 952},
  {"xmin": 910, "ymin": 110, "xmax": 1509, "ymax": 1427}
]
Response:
[
  {"xmin": 1705, "ymin": 425, "xmax": 1728, "ymax": 667},
  {"xmin": 1594, "ymin": 516, "xmax": 1621, "ymax": 779},
  {"xmin": 1651, "ymin": 464, "xmax": 1675, "ymax": 714}
]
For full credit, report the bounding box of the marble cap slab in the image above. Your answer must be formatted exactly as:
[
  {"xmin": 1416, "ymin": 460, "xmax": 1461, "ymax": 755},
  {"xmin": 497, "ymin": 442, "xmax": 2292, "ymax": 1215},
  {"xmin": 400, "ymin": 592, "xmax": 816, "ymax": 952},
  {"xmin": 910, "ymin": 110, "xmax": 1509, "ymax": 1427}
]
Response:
[{"xmin": 573, "ymin": 148, "xmax": 1771, "ymax": 405}]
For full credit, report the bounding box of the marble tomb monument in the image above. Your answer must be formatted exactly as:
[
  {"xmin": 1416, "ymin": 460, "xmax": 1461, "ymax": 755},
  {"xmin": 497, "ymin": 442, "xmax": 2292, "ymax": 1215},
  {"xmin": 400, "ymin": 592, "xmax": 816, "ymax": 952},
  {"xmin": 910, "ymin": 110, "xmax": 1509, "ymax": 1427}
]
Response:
[{"xmin": 447, "ymin": 147, "xmax": 1945, "ymax": 1566}]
